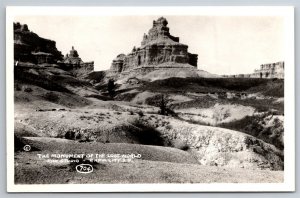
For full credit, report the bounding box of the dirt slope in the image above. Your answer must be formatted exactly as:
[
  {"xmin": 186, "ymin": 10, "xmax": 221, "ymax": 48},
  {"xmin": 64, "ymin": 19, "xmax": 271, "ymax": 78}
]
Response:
[{"xmin": 15, "ymin": 137, "xmax": 283, "ymax": 184}]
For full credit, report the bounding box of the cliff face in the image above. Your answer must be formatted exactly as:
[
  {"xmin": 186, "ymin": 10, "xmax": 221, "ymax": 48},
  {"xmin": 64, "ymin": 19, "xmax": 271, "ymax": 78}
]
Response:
[
  {"xmin": 14, "ymin": 22, "xmax": 63, "ymax": 64},
  {"xmin": 14, "ymin": 22, "xmax": 94, "ymax": 77},
  {"xmin": 110, "ymin": 17, "xmax": 198, "ymax": 75},
  {"xmin": 222, "ymin": 61, "xmax": 284, "ymax": 79},
  {"xmin": 252, "ymin": 62, "xmax": 284, "ymax": 79},
  {"xmin": 60, "ymin": 46, "xmax": 94, "ymax": 77}
]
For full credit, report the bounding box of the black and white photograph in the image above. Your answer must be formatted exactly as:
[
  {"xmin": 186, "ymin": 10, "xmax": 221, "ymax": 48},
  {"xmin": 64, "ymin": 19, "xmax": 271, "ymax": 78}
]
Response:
[{"xmin": 6, "ymin": 6, "xmax": 295, "ymax": 192}]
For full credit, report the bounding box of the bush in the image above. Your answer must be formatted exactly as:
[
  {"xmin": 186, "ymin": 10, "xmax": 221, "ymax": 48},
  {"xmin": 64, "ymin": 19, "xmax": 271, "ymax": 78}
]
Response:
[
  {"xmin": 23, "ymin": 86, "xmax": 33, "ymax": 92},
  {"xmin": 44, "ymin": 92, "xmax": 60, "ymax": 102},
  {"xmin": 65, "ymin": 131, "xmax": 76, "ymax": 140},
  {"xmin": 63, "ymin": 128, "xmax": 96, "ymax": 142},
  {"xmin": 137, "ymin": 110, "xmax": 144, "ymax": 117}
]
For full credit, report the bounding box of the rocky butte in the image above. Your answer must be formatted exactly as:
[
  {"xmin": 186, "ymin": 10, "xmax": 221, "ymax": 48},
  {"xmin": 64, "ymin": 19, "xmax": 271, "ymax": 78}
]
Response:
[
  {"xmin": 14, "ymin": 22, "xmax": 94, "ymax": 77},
  {"xmin": 59, "ymin": 46, "xmax": 94, "ymax": 76},
  {"xmin": 252, "ymin": 62, "xmax": 284, "ymax": 79},
  {"xmin": 222, "ymin": 61, "xmax": 284, "ymax": 79},
  {"xmin": 108, "ymin": 17, "xmax": 214, "ymax": 80},
  {"xmin": 14, "ymin": 22, "xmax": 63, "ymax": 66}
]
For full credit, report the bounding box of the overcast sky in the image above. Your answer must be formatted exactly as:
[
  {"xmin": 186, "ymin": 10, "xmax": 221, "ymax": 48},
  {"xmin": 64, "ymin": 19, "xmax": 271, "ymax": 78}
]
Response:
[{"xmin": 14, "ymin": 15, "xmax": 284, "ymax": 75}]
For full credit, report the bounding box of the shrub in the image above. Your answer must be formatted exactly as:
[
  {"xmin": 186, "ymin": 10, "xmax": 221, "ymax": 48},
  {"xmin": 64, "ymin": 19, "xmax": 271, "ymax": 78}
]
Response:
[
  {"xmin": 137, "ymin": 110, "xmax": 144, "ymax": 117},
  {"xmin": 65, "ymin": 131, "xmax": 76, "ymax": 140},
  {"xmin": 23, "ymin": 86, "xmax": 33, "ymax": 92},
  {"xmin": 159, "ymin": 95, "xmax": 167, "ymax": 115},
  {"xmin": 44, "ymin": 92, "xmax": 60, "ymax": 102}
]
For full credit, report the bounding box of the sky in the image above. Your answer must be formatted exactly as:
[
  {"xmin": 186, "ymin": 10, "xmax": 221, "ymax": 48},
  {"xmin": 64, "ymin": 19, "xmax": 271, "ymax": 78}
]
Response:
[{"xmin": 14, "ymin": 15, "xmax": 284, "ymax": 75}]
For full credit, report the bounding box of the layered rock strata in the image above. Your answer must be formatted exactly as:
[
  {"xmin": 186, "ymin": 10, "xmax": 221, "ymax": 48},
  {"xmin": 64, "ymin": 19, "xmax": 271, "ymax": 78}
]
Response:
[
  {"xmin": 252, "ymin": 62, "xmax": 284, "ymax": 79},
  {"xmin": 222, "ymin": 62, "xmax": 284, "ymax": 79},
  {"xmin": 14, "ymin": 22, "xmax": 63, "ymax": 65},
  {"xmin": 109, "ymin": 17, "xmax": 198, "ymax": 76},
  {"xmin": 58, "ymin": 46, "xmax": 94, "ymax": 77}
]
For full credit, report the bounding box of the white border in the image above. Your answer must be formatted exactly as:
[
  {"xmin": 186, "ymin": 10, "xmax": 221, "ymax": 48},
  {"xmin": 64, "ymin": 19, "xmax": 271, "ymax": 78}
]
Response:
[{"xmin": 6, "ymin": 6, "xmax": 295, "ymax": 192}]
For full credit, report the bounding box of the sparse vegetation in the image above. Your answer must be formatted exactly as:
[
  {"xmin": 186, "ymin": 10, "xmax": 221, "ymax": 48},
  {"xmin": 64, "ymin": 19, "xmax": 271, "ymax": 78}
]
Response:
[
  {"xmin": 159, "ymin": 95, "xmax": 167, "ymax": 115},
  {"xmin": 137, "ymin": 110, "xmax": 144, "ymax": 117},
  {"xmin": 218, "ymin": 113, "xmax": 284, "ymax": 150},
  {"xmin": 145, "ymin": 94, "xmax": 177, "ymax": 116}
]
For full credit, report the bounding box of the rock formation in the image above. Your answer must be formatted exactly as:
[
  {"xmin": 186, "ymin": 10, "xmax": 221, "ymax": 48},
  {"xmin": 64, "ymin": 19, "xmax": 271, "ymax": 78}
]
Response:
[
  {"xmin": 14, "ymin": 22, "xmax": 63, "ymax": 65},
  {"xmin": 252, "ymin": 61, "xmax": 284, "ymax": 79},
  {"xmin": 60, "ymin": 46, "xmax": 94, "ymax": 71},
  {"xmin": 109, "ymin": 17, "xmax": 198, "ymax": 76},
  {"xmin": 222, "ymin": 61, "xmax": 284, "ymax": 79},
  {"xmin": 58, "ymin": 46, "xmax": 94, "ymax": 77},
  {"xmin": 14, "ymin": 22, "xmax": 94, "ymax": 76}
]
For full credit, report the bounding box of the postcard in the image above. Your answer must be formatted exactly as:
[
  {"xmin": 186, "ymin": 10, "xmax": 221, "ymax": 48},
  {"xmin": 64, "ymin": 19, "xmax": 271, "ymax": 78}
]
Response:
[{"xmin": 6, "ymin": 6, "xmax": 295, "ymax": 192}]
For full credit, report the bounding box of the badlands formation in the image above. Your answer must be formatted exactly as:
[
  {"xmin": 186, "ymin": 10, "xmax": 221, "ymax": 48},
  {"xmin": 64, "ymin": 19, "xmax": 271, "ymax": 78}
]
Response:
[
  {"xmin": 107, "ymin": 17, "xmax": 216, "ymax": 81},
  {"xmin": 13, "ymin": 17, "xmax": 284, "ymax": 184}
]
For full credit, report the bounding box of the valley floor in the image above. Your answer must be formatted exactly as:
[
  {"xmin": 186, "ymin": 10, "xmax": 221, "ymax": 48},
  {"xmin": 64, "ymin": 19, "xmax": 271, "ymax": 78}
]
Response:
[
  {"xmin": 13, "ymin": 71, "xmax": 285, "ymax": 184},
  {"xmin": 14, "ymin": 99, "xmax": 284, "ymax": 184}
]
